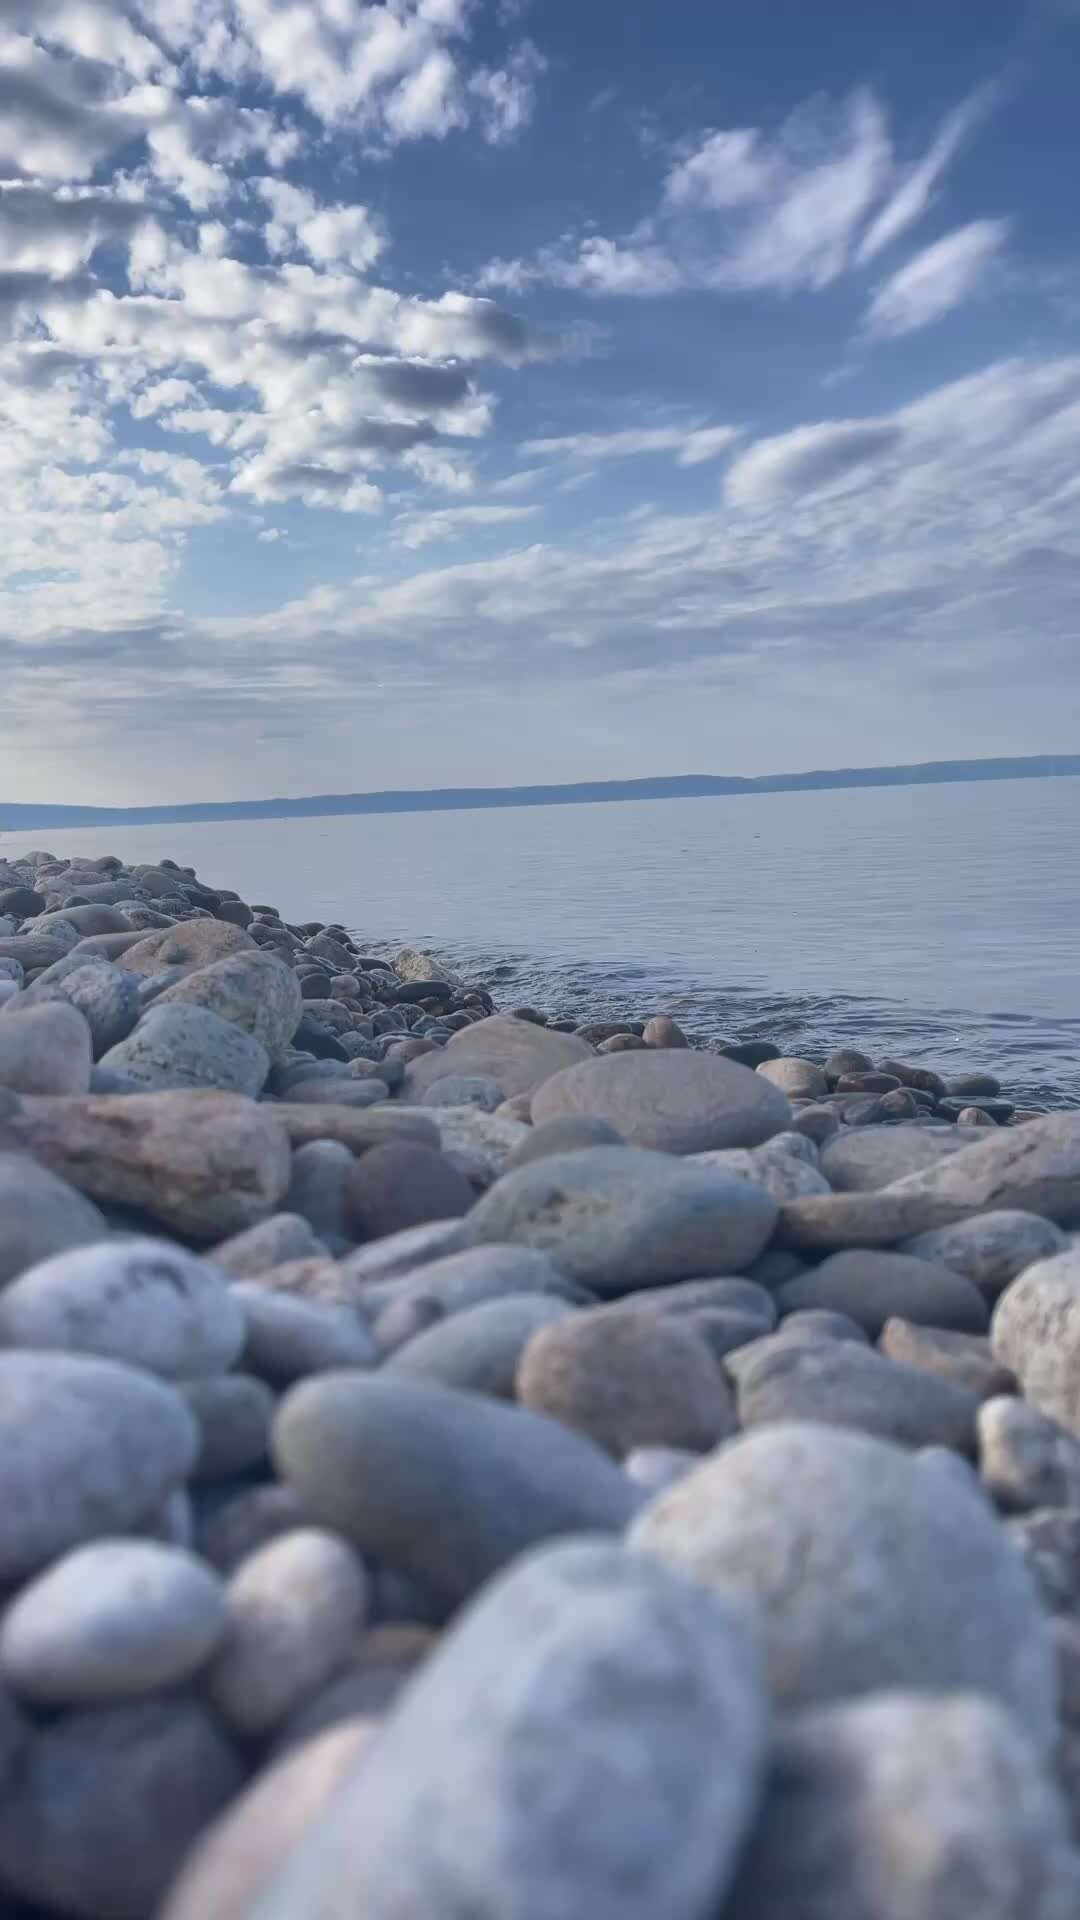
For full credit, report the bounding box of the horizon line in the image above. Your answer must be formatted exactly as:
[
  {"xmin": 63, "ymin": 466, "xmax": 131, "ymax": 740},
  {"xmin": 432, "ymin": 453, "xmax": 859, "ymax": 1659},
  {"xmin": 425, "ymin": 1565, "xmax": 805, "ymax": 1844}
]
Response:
[{"xmin": 3, "ymin": 752, "xmax": 1079, "ymax": 832}]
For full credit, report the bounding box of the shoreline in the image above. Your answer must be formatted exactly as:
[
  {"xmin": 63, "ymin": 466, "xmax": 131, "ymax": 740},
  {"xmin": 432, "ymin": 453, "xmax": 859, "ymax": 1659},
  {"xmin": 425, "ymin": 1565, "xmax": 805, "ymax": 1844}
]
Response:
[
  {"xmin": 0, "ymin": 846, "xmax": 1079, "ymax": 1911},
  {"xmin": 0, "ymin": 845, "xmax": 1052, "ymax": 1131}
]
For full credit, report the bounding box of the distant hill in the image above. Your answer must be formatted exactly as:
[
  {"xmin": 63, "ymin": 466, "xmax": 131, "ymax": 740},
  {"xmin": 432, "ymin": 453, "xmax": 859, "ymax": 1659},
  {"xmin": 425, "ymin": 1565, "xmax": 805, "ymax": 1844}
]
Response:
[{"xmin": 2, "ymin": 754, "xmax": 1079, "ymax": 833}]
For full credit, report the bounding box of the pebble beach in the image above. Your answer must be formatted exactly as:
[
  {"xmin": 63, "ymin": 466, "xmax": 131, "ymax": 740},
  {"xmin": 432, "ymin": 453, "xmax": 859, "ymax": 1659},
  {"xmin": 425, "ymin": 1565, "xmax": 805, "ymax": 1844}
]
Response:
[{"xmin": 1, "ymin": 845, "xmax": 1079, "ymax": 1916}]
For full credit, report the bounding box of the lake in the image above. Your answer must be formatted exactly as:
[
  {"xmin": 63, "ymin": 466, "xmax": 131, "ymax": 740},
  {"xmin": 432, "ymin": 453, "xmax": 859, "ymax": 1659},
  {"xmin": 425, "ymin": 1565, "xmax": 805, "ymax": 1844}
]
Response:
[{"xmin": 9, "ymin": 775, "xmax": 1080, "ymax": 1106}]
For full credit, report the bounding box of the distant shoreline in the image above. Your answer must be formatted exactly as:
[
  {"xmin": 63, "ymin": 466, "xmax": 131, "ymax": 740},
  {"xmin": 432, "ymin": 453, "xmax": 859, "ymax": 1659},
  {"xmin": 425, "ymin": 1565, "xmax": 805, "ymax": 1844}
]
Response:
[{"xmin": 3, "ymin": 753, "xmax": 1078, "ymax": 833}]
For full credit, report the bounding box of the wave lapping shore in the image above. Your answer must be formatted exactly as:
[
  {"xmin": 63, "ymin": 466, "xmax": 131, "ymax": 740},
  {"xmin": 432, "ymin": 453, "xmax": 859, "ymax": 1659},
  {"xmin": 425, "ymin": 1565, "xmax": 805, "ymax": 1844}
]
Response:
[{"xmin": 1, "ymin": 846, "xmax": 1080, "ymax": 1917}]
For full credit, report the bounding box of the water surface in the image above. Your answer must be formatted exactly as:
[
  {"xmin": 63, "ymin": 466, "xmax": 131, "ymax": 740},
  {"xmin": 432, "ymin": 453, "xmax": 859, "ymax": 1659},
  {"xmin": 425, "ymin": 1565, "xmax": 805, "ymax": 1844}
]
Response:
[{"xmin": 12, "ymin": 776, "xmax": 1079, "ymax": 1105}]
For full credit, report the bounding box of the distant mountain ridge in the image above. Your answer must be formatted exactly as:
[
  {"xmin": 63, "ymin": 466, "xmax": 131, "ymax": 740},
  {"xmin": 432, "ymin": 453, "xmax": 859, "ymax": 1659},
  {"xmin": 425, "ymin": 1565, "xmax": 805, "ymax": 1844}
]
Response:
[{"xmin": 3, "ymin": 755, "xmax": 1079, "ymax": 832}]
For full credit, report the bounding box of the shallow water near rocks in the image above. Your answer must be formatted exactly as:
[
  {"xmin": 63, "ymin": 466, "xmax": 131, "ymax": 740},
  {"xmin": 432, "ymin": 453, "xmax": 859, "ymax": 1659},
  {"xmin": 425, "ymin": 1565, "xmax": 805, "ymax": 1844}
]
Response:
[{"xmin": 14, "ymin": 774, "xmax": 1080, "ymax": 1106}]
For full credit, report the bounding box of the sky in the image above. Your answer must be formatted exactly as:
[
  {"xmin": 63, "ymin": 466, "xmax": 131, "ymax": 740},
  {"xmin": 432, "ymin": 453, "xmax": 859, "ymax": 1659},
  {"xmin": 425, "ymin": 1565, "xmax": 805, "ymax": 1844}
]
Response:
[{"xmin": 3, "ymin": 0, "xmax": 1080, "ymax": 804}]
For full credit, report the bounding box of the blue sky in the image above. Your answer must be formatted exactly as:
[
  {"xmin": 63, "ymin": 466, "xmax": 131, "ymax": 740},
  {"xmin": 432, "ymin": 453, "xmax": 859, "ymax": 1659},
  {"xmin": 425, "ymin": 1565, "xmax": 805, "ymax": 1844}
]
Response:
[{"xmin": 3, "ymin": 0, "xmax": 1080, "ymax": 803}]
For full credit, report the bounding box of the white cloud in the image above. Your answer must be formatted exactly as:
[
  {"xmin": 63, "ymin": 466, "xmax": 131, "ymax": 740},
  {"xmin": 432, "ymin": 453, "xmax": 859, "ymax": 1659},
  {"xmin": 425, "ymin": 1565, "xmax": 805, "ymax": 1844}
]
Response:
[
  {"xmin": 521, "ymin": 422, "xmax": 740, "ymax": 465},
  {"xmin": 7, "ymin": 355, "xmax": 1080, "ymax": 796},
  {"xmin": 856, "ymin": 88, "xmax": 995, "ymax": 263},
  {"xmin": 863, "ymin": 218, "xmax": 1008, "ymax": 338},
  {"xmin": 258, "ymin": 180, "xmax": 386, "ymax": 272},
  {"xmin": 0, "ymin": 3, "xmax": 552, "ymax": 650},
  {"xmin": 725, "ymin": 419, "xmax": 903, "ymax": 509},
  {"xmin": 391, "ymin": 502, "xmax": 541, "ymax": 546},
  {"xmin": 479, "ymin": 85, "xmax": 998, "ymax": 302},
  {"xmin": 469, "ymin": 41, "xmax": 545, "ymax": 144}
]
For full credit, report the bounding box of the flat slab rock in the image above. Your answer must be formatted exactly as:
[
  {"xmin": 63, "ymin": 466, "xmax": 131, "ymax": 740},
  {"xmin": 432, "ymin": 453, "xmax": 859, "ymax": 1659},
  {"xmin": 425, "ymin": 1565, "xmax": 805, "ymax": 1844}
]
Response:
[
  {"xmin": 530, "ymin": 1049, "xmax": 792, "ymax": 1154},
  {"xmin": 0, "ymin": 1090, "xmax": 292, "ymax": 1239},
  {"xmin": 781, "ymin": 1112, "xmax": 1080, "ymax": 1251}
]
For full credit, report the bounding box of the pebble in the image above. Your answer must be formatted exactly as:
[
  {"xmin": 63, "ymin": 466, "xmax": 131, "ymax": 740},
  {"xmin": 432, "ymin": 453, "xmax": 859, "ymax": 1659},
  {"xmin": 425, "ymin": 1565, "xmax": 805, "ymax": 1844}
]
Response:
[
  {"xmin": 11, "ymin": 960, "xmax": 141, "ymax": 1057},
  {"xmin": 0, "ymin": 1150, "xmax": 109, "ymax": 1284},
  {"xmin": 272, "ymin": 1372, "xmax": 641, "ymax": 1608},
  {"xmin": 37, "ymin": 903, "xmax": 133, "ymax": 935},
  {"xmin": 271, "ymin": 1629, "xmax": 428, "ymax": 1747},
  {"xmin": 101, "ymin": 1002, "xmax": 270, "ymax": 1096},
  {"xmin": 824, "ymin": 1046, "xmax": 874, "ymax": 1081},
  {"xmin": 238, "ymin": 1539, "xmax": 768, "ymax": 1920},
  {"xmin": 401, "ymin": 1012, "xmax": 592, "ymax": 1101},
  {"xmin": 463, "ymin": 1146, "xmax": 777, "ymax": 1294},
  {"xmin": 285, "ymin": 1138, "xmax": 354, "ymax": 1247},
  {"xmin": 991, "ymin": 1247, "xmax": 1080, "ymax": 1434},
  {"xmin": 690, "ymin": 1141, "xmax": 830, "ymax": 1203},
  {"xmin": 286, "ymin": 1075, "xmax": 388, "ymax": 1107},
  {"xmin": 0, "ymin": 926, "xmax": 81, "ymax": 970},
  {"xmin": 624, "ymin": 1445, "xmax": 699, "ymax": 1493},
  {"xmin": 246, "ymin": 1253, "xmax": 360, "ymax": 1307},
  {"xmin": 902, "ymin": 1209, "xmax": 1070, "ymax": 1300},
  {"xmin": 530, "ymin": 1047, "xmax": 792, "ymax": 1152},
  {"xmin": 338, "ymin": 1217, "xmax": 469, "ymax": 1284},
  {"xmin": 421, "ymin": 1073, "xmax": 504, "ymax": 1110},
  {"xmin": 777, "ymin": 1306, "xmax": 870, "ymax": 1343},
  {"xmin": 0, "ymin": 1696, "xmax": 243, "ymax": 1919},
  {"xmin": 978, "ymin": 1395, "xmax": 1080, "ymax": 1511},
  {"xmin": 212, "ymin": 1212, "xmax": 328, "ymax": 1278},
  {"xmin": 508, "ymin": 1113, "xmax": 626, "ymax": 1166},
  {"xmin": 620, "ymin": 1274, "xmax": 777, "ymax": 1327},
  {"xmin": 121, "ymin": 919, "xmax": 255, "ymax": 975},
  {"xmin": 726, "ymin": 1691, "xmax": 1078, "ymax": 1920},
  {"xmin": 642, "ymin": 1014, "xmax": 688, "ymax": 1048},
  {"xmin": 0, "ymin": 1352, "xmax": 198, "ymax": 1582},
  {"xmin": 277, "ymin": 1101, "xmax": 440, "ymax": 1153},
  {"xmin": 820, "ymin": 1123, "xmax": 971, "ymax": 1191},
  {"xmin": 196, "ymin": 1483, "xmax": 312, "ymax": 1576},
  {"xmin": 207, "ymin": 1529, "xmax": 369, "ymax": 1738},
  {"xmin": 0, "ymin": 1540, "xmax": 227, "ymax": 1705},
  {"xmin": 4, "ymin": 1088, "xmax": 292, "ymax": 1237},
  {"xmin": 1005, "ymin": 1509, "xmax": 1080, "ymax": 1615},
  {"xmin": 0, "ymin": 883, "xmax": 45, "ymax": 917},
  {"xmin": 788, "ymin": 1102, "xmax": 840, "ymax": 1144},
  {"xmin": 180, "ymin": 1374, "xmax": 276, "ymax": 1481},
  {"xmin": 776, "ymin": 1247, "xmax": 990, "ymax": 1336},
  {"xmin": 0, "ymin": 1237, "xmax": 246, "ymax": 1376},
  {"xmin": 0, "ymin": 998, "xmax": 93, "ymax": 1094},
  {"xmin": 0, "ymin": 850, "xmax": 1076, "ymax": 1911},
  {"xmin": 722, "ymin": 1322, "xmax": 865, "ymax": 1386},
  {"xmin": 386, "ymin": 1293, "xmax": 575, "ymax": 1393},
  {"xmin": 155, "ymin": 949, "xmax": 303, "ymax": 1057},
  {"xmin": 357, "ymin": 1241, "xmax": 583, "ymax": 1327},
  {"xmin": 346, "ymin": 1141, "xmax": 476, "ymax": 1240},
  {"xmin": 233, "ymin": 1282, "xmax": 377, "ymax": 1384},
  {"xmin": 419, "ymin": 1101, "xmax": 531, "ymax": 1182},
  {"xmin": 948, "ymin": 1071, "xmax": 1003, "ymax": 1097},
  {"xmin": 756, "ymin": 1055, "xmax": 829, "ymax": 1098},
  {"xmin": 677, "ymin": 1305, "xmax": 773, "ymax": 1361},
  {"xmin": 517, "ymin": 1306, "xmax": 735, "ymax": 1457},
  {"xmin": 630, "ymin": 1422, "xmax": 1056, "ymax": 1747},
  {"xmin": 879, "ymin": 1317, "xmax": 1015, "ymax": 1399},
  {"xmin": 734, "ymin": 1334, "xmax": 981, "ymax": 1450},
  {"xmin": 162, "ymin": 1721, "xmax": 377, "ymax": 1920}
]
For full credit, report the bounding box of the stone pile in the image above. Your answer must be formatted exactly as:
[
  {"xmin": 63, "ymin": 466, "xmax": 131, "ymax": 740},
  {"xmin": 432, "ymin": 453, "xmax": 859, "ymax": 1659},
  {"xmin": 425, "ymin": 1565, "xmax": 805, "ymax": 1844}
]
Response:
[{"xmin": 0, "ymin": 848, "xmax": 1078, "ymax": 1916}]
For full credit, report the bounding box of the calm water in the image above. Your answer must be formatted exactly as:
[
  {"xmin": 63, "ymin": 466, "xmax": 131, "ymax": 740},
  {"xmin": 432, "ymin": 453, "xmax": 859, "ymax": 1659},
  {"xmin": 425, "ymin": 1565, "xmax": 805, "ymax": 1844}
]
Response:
[{"xmin": 9, "ymin": 777, "xmax": 1080, "ymax": 1105}]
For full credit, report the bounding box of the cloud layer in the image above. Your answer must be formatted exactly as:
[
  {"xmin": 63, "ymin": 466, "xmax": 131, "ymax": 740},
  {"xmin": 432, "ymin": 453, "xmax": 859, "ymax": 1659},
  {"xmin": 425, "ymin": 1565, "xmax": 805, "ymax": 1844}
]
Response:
[{"xmin": 2, "ymin": 9, "xmax": 1075, "ymax": 803}]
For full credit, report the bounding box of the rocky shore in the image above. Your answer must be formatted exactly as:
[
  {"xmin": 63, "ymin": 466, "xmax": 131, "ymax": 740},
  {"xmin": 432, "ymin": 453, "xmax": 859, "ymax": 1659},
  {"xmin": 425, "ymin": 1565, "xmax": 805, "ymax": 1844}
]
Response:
[{"xmin": 0, "ymin": 846, "xmax": 1079, "ymax": 1917}]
